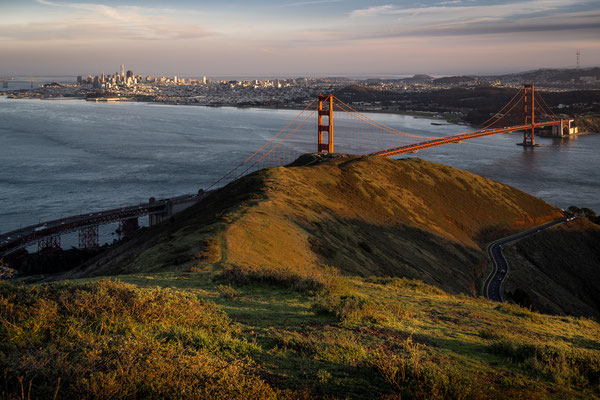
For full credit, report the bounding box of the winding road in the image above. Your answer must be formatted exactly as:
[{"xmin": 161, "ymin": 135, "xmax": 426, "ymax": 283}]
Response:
[{"xmin": 483, "ymin": 216, "xmax": 571, "ymax": 302}]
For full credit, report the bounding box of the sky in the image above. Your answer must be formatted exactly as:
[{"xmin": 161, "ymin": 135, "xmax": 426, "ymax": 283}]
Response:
[{"xmin": 0, "ymin": 0, "xmax": 599, "ymax": 77}]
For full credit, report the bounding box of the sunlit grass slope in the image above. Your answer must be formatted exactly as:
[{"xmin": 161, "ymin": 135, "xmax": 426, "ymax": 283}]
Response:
[
  {"xmin": 4, "ymin": 155, "xmax": 598, "ymax": 398},
  {"xmin": 69, "ymin": 155, "xmax": 562, "ymax": 296},
  {"xmin": 2, "ymin": 271, "xmax": 599, "ymax": 399}
]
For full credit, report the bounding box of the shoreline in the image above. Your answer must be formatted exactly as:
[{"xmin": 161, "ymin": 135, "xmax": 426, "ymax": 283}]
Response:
[
  {"xmin": 3, "ymin": 92, "xmax": 597, "ymax": 132},
  {"xmin": 0, "ymin": 93, "xmax": 466, "ymax": 125}
]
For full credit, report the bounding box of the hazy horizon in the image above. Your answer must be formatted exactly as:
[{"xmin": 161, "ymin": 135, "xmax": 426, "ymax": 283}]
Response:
[
  {"xmin": 1, "ymin": 0, "xmax": 599, "ymax": 77},
  {"xmin": 3, "ymin": 66, "xmax": 600, "ymax": 82}
]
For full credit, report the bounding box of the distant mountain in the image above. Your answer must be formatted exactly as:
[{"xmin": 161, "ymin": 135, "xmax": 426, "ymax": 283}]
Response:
[
  {"xmin": 433, "ymin": 76, "xmax": 476, "ymax": 84},
  {"xmin": 494, "ymin": 67, "xmax": 600, "ymax": 84},
  {"xmin": 406, "ymin": 74, "xmax": 434, "ymax": 82}
]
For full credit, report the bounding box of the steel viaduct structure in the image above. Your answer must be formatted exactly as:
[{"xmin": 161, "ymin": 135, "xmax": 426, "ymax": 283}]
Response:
[
  {"xmin": 0, "ymin": 194, "xmax": 204, "ymax": 257},
  {"xmin": 1, "ymin": 84, "xmax": 571, "ymax": 258}
]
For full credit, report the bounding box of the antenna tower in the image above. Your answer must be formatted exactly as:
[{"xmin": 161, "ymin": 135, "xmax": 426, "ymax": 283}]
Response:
[{"xmin": 576, "ymin": 49, "xmax": 580, "ymax": 69}]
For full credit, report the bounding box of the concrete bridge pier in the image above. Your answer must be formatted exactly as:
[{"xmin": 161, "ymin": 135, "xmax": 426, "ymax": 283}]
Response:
[
  {"xmin": 149, "ymin": 200, "xmax": 173, "ymax": 227},
  {"xmin": 120, "ymin": 218, "xmax": 139, "ymax": 239}
]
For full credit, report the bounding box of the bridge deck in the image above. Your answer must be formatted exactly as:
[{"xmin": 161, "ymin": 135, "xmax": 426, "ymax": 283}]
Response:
[
  {"xmin": 370, "ymin": 121, "xmax": 561, "ymax": 157},
  {"xmin": 0, "ymin": 193, "xmax": 204, "ymax": 257}
]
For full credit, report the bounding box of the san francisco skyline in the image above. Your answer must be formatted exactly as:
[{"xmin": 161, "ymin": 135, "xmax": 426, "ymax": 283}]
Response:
[{"xmin": 1, "ymin": 0, "xmax": 599, "ymax": 76}]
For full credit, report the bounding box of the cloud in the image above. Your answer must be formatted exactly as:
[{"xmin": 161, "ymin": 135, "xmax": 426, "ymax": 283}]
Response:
[
  {"xmin": 350, "ymin": 0, "xmax": 589, "ymax": 20},
  {"xmin": 27, "ymin": 0, "xmax": 213, "ymax": 41},
  {"xmin": 349, "ymin": 4, "xmax": 395, "ymax": 18},
  {"xmin": 343, "ymin": 0, "xmax": 599, "ymax": 41},
  {"xmin": 276, "ymin": 0, "xmax": 343, "ymax": 7}
]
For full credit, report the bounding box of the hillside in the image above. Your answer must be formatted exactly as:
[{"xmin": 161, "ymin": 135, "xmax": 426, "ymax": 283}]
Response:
[
  {"xmin": 575, "ymin": 115, "xmax": 600, "ymax": 133},
  {"xmin": 4, "ymin": 156, "xmax": 600, "ymax": 399},
  {"xmin": 504, "ymin": 218, "xmax": 600, "ymax": 319},
  {"xmin": 65, "ymin": 156, "xmax": 562, "ymax": 296}
]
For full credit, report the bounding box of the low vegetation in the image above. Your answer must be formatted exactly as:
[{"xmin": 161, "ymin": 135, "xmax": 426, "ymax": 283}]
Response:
[
  {"xmin": 0, "ymin": 279, "xmax": 285, "ymax": 399},
  {"xmin": 65, "ymin": 156, "xmax": 562, "ymax": 299},
  {"xmin": 504, "ymin": 216, "xmax": 600, "ymax": 319},
  {"xmin": 3, "ymin": 156, "xmax": 599, "ymax": 398},
  {"xmin": 3, "ymin": 270, "xmax": 599, "ymax": 399}
]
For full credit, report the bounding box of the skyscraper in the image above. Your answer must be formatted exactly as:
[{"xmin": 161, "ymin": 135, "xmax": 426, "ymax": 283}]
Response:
[{"xmin": 120, "ymin": 64, "xmax": 125, "ymax": 77}]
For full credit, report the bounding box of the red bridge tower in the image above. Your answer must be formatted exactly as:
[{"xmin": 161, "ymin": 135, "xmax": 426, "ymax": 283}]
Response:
[
  {"xmin": 522, "ymin": 84, "xmax": 536, "ymax": 146},
  {"xmin": 317, "ymin": 94, "xmax": 333, "ymax": 153}
]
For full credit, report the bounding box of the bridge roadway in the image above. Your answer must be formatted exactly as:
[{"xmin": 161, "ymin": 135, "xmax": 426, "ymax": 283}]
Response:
[
  {"xmin": 0, "ymin": 192, "xmax": 207, "ymax": 257},
  {"xmin": 370, "ymin": 121, "xmax": 562, "ymax": 157}
]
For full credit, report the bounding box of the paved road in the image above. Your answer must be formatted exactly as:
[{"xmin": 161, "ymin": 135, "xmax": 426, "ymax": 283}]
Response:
[{"xmin": 483, "ymin": 216, "xmax": 571, "ymax": 302}]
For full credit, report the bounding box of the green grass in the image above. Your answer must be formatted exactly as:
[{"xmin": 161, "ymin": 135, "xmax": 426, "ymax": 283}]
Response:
[
  {"xmin": 5, "ymin": 267, "xmax": 597, "ymax": 399},
  {"xmin": 2, "ymin": 157, "xmax": 597, "ymax": 398},
  {"xmin": 71, "ymin": 156, "xmax": 563, "ymax": 299}
]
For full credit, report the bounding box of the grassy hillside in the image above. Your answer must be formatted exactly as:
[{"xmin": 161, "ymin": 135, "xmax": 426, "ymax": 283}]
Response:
[
  {"xmin": 2, "ymin": 272, "xmax": 599, "ymax": 399},
  {"xmin": 3, "ymin": 156, "xmax": 600, "ymax": 398},
  {"xmin": 503, "ymin": 218, "xmax": 600, "ymax": 319},
  {"xmin": 64, "ymin": 156, "xmax": 562, "ymax": 296}
]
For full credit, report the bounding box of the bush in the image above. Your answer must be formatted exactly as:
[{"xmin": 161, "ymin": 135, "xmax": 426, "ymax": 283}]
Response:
[
  {"xmin": 219, "ymin": 263, "xmax": 346, "ymax": 294},
  {"xmin": 312, "ymin": 294, "xmax": 383, "ymax": 326},
  {"xmin": 365, "ymin": 276, "xmax": 446, "ymax": 296},
  {"xmin": 369, "ymin": 337, "xmax": 483, "ymax": 400},
  {"xmin": 489, "ymin": 339, "xmax": 600, "ymax": 387},
  {"xmin": 0, "ymin": 279, "xmax": 280, "ymax": 399},
  {"xmin": 216, "ymin": 284, "xmax": 241, "ymax": 299}
]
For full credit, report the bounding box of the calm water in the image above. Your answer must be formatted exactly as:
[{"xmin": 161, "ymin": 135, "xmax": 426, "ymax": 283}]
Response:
[{"xmin": 1, "ymin": 97, "xmax": 599, "ymax": 237}]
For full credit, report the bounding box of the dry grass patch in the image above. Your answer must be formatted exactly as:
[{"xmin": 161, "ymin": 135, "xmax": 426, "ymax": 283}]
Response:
[{"xmin": 0, "ymin": 279, "xmax": 295, "ymax": 399}]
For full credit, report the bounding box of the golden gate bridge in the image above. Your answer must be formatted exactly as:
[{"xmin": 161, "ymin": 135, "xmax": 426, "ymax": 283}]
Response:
[
  {"xmin": 209, "ymin": 84, "xmax": 569, "ymax": 189},
  {"xmin": 0, "ymin": 84, "xmax": 571, "ymax": 257}
]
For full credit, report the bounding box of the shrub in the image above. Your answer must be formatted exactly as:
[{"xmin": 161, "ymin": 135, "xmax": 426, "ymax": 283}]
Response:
[
  {"xmin": 365, "ymin": 276, "xmax": 446, "ymax": 296},
  {"xmin": 489, "ymin": 339, "xmax": 600, "ymax": 387},
  {"xmin": 369, "ymin": 337, "xmax": 483, "ymax": 400},
  {"xmin": 216, "ymin": 284, "xmax": 241, "ymax": 299},
  {"xmin": 272, "ymin": 328, "xmax": 368, "ymax": 364},
  {"xmin": 0, "ymin": 279, "xmax": 280, "ymax": 399},
  {"xmin": 312, "ymin": 294, "xmax": 383, "ymax": 326},
  {"xmin": 219, "ymin": 263, "xmax": 347, "ymax": 295}
]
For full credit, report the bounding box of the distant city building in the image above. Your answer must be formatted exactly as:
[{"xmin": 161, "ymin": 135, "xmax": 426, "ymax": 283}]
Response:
[
  {"xmin": 120, "ymin": 64, "xmax": 125, "ymax": 78},
  {"xmin": 126, "ymin": 70, "xmax": 134, "ymax": 79},
  {"xmin": 77, "ymin": 76, "xmax": 82, "ymax": 84}
]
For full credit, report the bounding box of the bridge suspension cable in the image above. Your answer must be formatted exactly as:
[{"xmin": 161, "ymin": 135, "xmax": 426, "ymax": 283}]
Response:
[
  {"xmin": 206, "ymin": 84, "xmax": 565, "ymax": 191},
  {"xmin": 478, "ymin": 88, "xmax": 524, "ymax": 129},
  {"xmin": 332, "ymin": 96, "xmax": 439, "ymax": 139},
  {"xmin": 479, "ymin": 93, "xmax": 526, "ymax": 130},
  {"xmin": 234, "ymin": 108, "xmax": 318, "ymax": 180},
  {"xmin": 535, "ymin": 91, "xmax": 558, "ymax": 119},
  {"xmin": 207, "ymin": 98, "xmax": 317, "ymax": 190}
]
